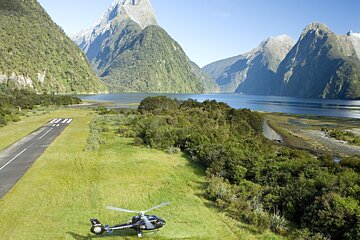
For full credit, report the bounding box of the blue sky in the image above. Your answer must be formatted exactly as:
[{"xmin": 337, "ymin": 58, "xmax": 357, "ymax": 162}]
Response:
[{"xmin": 38, "ymin": 0, "xmax": 360, "ymax": 67}]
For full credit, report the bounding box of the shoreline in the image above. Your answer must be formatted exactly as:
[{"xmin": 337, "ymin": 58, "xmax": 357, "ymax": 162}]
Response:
[{"xmin": 75, "ymin": 93, "xmax": 360, "ymax": 119}]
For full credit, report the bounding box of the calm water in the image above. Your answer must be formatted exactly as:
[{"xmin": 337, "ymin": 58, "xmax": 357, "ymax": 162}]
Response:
[{"xmin": 78, "ymin": 93, "xmax": 360, "ymax": 119}]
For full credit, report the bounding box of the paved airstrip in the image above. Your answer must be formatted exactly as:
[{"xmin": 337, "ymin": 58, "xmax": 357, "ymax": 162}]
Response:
[{"xmin": 0, "ymin": 118, "xmax": 72, "ymax": 198}]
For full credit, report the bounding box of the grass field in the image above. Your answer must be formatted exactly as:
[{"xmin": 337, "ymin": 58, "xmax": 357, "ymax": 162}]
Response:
[{"xmin": 0, "ymin": 109, "xmax": 281, "ymax": 239}]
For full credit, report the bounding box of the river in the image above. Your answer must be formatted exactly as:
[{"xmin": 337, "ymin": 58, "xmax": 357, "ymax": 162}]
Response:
[{"xmin": 77, "ymin": 93, "xmax": 360, "ymax": 119}]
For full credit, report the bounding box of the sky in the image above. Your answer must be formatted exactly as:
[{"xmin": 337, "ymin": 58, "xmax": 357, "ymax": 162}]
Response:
[{"xmin": 38, "ymin": 0, "xmax": 360, "ymax": 67}]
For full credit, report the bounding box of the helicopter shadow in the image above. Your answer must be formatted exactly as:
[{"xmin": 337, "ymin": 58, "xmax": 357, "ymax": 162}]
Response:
[
  {"xmin": 67, "ymin": 230, "xmax": 161, "ymax": 240},
  {"xmin": 67, "ymin": 230, "xmax": 136, "ymax": 240}
]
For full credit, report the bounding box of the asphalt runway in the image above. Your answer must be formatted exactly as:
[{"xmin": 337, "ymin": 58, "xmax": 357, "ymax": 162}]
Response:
[{"xmin": 0, "ymin": 118, "xmax": 73, "ymax": 199}]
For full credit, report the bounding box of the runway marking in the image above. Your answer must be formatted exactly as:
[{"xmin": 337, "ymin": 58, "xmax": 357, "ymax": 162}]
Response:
[
  {"xmin": 52, "ymin": 124, "xmax": 56, "ymax": 127},
  {"xmin": 0, "ymin": 148, "xmax": 28, "ymax": 171},
  {"xmin": 62, "ymin": 119, "xmax": 69, "ymax": 123},
  {"xmin": 66, "ymin": 119, "xmax": 73, "ymax": 124},
  {"xmin": 54, "ymin": 119, "xmax": 62, "ymax": 123},
  {"xmin": 50, "ymin": 119, "xmax": 58, "ymax": 123},
  {"xmin": 39, "ymin": 128, "xmax": 53, "ymax": 140},
  {"xmin": 56, "ymin": 124, "xmax": 60, "ymax": 127}
]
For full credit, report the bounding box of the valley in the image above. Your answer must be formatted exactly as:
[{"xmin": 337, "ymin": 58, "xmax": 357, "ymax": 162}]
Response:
[{"xmin": 0, "ymin": 0, "xmax": 359, "ymax": 239}]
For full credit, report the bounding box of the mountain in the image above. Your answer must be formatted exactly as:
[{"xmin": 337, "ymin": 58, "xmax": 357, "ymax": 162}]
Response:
[
  {"xmin": 189, "ymin": 61, "xmax": 219, "ymax": 93},
  {"xmin": 276, "ymin": 23, "xmax": 360, "ymax": 99},
  {"xmin": 101, "ymin": 25, "xmax": 211, "ymax": 92},
  {"xmin": 72, "ymin": 0, "xmax": 157, "ymax": 62},
  {"xmin": 203, "ymin": 35, "xmax": 295, "ymax": 93},
  {"xmin": 203, "ymin": 54, "xmax": 248, "ymax": 92},
  {"xmin": 73, "ymin": 0, "xmax": 218, "ymax": 93},
  {"xmin": 0, "ymin": 0, "xmax": 106, "ymax": 94}
]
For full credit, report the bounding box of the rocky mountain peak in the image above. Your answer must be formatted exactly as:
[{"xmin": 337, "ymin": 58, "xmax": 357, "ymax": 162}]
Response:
[
  {"xmin": 72, "ymin": 0, "xmax": 157, "ymax": 48},
  {"xmin": 259, "ymin": 34, "xmax": 295, "ymax": 51},
  {"xmin": 98, "ymin": 0, "xmax": 156, "ymax": 26},
  {"xmin": 301, "ymin": 22, "xmax": 333, "ymax": 39},
  {"xmin": 122, "ymin": 0, "xmax": 157, "ymax": 29},
  {"xmin": 248, "ymin": 34, "xmax": 295, "ymax": 72}
]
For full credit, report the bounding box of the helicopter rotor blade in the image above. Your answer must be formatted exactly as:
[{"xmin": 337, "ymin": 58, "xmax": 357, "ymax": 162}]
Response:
[
  {"xmin": 142, "ymin": 215, "xmax": 155, "ymax": 230},
  {"xmin": 144, "ymin": 202, "xmax": 170, "ymax": 213},
  {"xmin": 106, "ymin": 206, "xmax": 139, "ymax": 213}
]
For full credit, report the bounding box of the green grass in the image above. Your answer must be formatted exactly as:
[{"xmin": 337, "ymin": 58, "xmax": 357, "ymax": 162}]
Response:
[{"xmin": 0, "ymin": 110, "xmax": 281, "ymax": 239}]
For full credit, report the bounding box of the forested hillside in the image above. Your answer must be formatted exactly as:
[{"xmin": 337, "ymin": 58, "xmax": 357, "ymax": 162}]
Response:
[{"xmin": 0, "ymin": 0, "xmax": 106, "ymax": 93}]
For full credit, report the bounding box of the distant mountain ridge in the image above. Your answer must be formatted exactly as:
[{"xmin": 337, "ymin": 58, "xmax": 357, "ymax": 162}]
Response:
[
  {"xmin": 73, "ymin": 0, "xmax": 218, "ymax": 93},
  {"xmin": 203, "ymin": 35, "xmax": 295, "ymax": 93},
  {"xmin": 276, "ymin": 23, "xmax": 360, "ymax": 99},
  {"xmin": 203, "ymin": 23, "xmax": 360, "ymax": 99},
  {"xmin": 0, "ymin": 0, "xmax": 106, "ymax": 93}
]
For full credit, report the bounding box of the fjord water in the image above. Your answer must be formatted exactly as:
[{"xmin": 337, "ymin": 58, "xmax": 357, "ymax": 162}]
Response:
[{"xmin": 78, "ymin": 93, "xmax": 360, "ymax": 119}]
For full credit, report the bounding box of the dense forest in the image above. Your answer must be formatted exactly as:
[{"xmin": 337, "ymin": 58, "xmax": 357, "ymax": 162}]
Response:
[
  {"xmin": 0, "ymin": 0, "xmax": 105, "ymax": 93},
  {"xmin": 102, "ymin": 96, "xmax": 359, "ymax": 239},
  {"xmin": 0, "ymin": 85, "xmax": 81, "ymax": 126}
]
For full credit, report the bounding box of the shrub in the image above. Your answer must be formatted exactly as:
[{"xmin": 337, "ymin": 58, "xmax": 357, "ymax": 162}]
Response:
[
  {"xmin": 206, "ymin": 176, "xmax": 234, "ymax": 203},
  {"xmin": 246, "ymin": 208, "xmax": 270, "ymax": 232},
  {"xmin": 289, "ymin": 229, "xmax": 330, "ymax": 240},
  {"xmin": 270, "ymin": 210, "xmax": 288, "ymax": 235},
  {"xmin": 165, "ymin": 146, "xmax": 181, "ymax": 155},
  {"xmin": 138, "ymin": 96, "xmax": 180, "ymax": 113},
  {"xmin": 0, "ymin": 116, "xmax": 7, "ymax": 126}
]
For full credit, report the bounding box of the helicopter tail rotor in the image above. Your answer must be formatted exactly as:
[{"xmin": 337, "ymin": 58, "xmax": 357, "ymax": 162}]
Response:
[{"xmin": 90, "ymin": 219, "xmax": 106, "ymax": 235}]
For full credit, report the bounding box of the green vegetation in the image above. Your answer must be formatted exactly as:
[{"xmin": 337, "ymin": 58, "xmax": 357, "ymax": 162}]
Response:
[
  {"xmin": 1, "ymin": 98, "xmax": 358, "ymax": 239},
  {"xmin": 322, "ymin": 128, "xmax": 360, "ymax": 147},
  {"xmin": 0, "ymin": 86, "xmax": 81, "ymax": 127},
  {"xmin": 117, "ymin": 96, "xmax": 359, "ymax": 239},
  {"xmin": 0, "ymin": 0, "xmax": 106, "ymax": 93},
  {"xmin": 0, "ymin": 109, "xmax": 280, "ymax": 239},
  {"xmin": 100, "ymin": 24, "xmax": 216, "ymax": 93}
]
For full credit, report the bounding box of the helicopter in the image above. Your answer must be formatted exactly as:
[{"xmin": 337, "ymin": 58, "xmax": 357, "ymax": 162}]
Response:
[{"xmin": 90, "ymin": 202, "xmax": 170, "ymax": 238}]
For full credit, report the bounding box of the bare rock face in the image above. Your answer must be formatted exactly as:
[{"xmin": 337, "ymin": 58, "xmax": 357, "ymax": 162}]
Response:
[
  {"xmin": 0, "ymin": 73, "xmax": 34, "ymax": 88},
  {"xmin": 123, "ymin": 0, "xmax": 157, "ymax": 29},
  {"xmin": 347, "ymin": 31, "xmax": 360, "ymax": 60}
]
